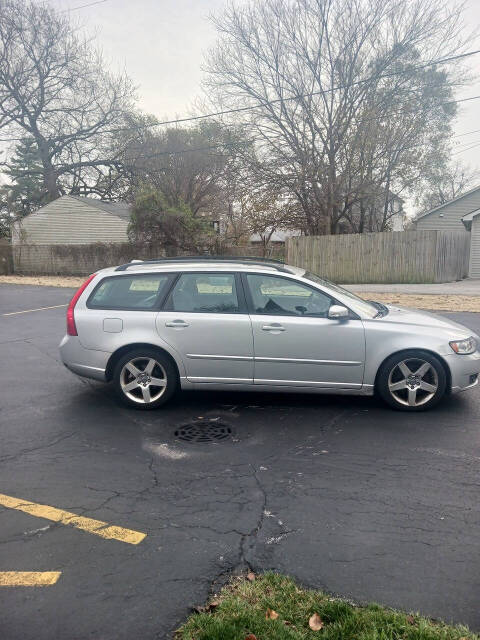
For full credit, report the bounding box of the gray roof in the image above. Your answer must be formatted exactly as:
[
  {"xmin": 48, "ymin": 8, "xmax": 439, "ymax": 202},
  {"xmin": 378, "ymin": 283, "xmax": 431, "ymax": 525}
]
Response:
[
  {"xmin": 461, "ymin": 208, "xmax": 480, "ymax": 222},
  {"xmin": 70, "ymin": 196, "xmax": 131, "ymax": 220},
  {"xmin": 415, "ymin": 184, "xmax": 480, "ymax": 220}
]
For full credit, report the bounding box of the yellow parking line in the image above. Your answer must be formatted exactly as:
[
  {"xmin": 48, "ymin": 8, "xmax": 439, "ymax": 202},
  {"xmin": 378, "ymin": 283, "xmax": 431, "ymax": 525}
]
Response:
[
  {"xmin": 0, "ymin": 493, "xmax": 146, "ymax": 545},
  {"xmin": 2, "ymin": 304, "xmax": 68, "ymax": 316},
  {"xmin": 0, "ymin": 572, "xmax": 61, "ymax": 586}
]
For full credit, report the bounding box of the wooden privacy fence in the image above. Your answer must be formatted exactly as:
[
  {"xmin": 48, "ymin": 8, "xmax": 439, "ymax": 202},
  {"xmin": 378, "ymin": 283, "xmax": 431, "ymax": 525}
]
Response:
[
  {"xmin": 0, "ymin": 242, "xmax": 13, "ymax": 274},
  {"xmin": 286, "ymin": 230, "xmax": 471, "ymax": 284},
  {"xmin": 11, "ymin": 242, "xmax": 284, "ymax": 276}
]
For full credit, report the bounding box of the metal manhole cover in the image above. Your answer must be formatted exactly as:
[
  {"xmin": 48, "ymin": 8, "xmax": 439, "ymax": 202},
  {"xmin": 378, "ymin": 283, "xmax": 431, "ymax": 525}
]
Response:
[{"xmin": 174, "ymin": 419, "xmax": 233, "ymax": 443}]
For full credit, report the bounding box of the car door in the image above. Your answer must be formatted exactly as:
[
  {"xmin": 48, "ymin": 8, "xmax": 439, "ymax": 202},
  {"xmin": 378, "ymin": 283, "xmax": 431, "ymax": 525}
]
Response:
[
  {"xmin": 156, "ymin": 272, "xmax": 254, "ymax": 384},
  {"xmin": 243, "ymin": 272, "xmax": 365, "ymax": 388}
]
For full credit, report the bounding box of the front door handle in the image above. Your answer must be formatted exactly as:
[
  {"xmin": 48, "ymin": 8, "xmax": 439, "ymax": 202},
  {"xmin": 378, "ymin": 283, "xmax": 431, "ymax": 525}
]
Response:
[
  {"xmin": 165, "ymin": 319, "xmax": 189, "ymax": 328},
  {"xmin": 262, "ymin": 323, "xmax": 285, "ymax": 332}
]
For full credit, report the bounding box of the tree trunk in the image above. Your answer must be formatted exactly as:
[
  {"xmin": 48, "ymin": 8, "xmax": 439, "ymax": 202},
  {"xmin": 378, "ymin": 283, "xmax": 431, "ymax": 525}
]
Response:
[{"xmin": 43, "ymin": 167, "xmax": 60, "ymax": 201}]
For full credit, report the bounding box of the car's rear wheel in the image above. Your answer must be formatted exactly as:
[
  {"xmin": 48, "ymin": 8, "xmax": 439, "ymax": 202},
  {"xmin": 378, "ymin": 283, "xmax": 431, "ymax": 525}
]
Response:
[
  {"xmin": 113, "ymin": 349, "xmax": 177, "ymax": 410},
  {"xmin": 377, "ymin": 350, "xmax": 447, "ymax": 411}
]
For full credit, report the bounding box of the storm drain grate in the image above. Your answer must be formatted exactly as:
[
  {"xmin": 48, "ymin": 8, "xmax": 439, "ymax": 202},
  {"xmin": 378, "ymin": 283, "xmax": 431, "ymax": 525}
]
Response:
[{"xmin": 174, "ymin": 419, "xmax": 233, "ymax": 443}]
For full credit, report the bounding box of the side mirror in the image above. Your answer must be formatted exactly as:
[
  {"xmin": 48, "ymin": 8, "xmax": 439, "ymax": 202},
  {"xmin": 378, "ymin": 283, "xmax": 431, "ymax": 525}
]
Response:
[{"xmin": 328, "ymin": 304, "xmax": 349, "ymax": 319}]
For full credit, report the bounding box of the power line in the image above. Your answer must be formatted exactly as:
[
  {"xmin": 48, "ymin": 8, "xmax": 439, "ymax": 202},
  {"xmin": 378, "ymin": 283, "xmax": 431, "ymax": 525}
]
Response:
[
  {"xmin": 124, "ymin": 94, "xmax": 480, "ymax": 163},
  {"xmin": 2, "ymin": 91, "xmax": 480, "ymax": 148},
  {"xmin": 454, "ymin": 128, "xmax": 480, "ymax": 138},
  {"xmin": 3, "ymin": 94, "xmax": 480, "ymax": 164},
  {"xmin": 124, "ymin": 140, "xmax": 250, "ymax": 163},
  {"xmin": 60, "ymin": 0, "xmax": 110, "ymax": 12},
  {"xmin": 118, "ymin": 93, "xmax": 480, "ymax": 162},
  {"xmin": 1, "ymin": 49, "xmax": 479, "ymax": 145},
  {"xmin": 453, "ymin": 137, "xmax": 480, "ymax": 150},
  {"xmin": 452, "ymin": 141, "xmax": 480, "ymax": 155},
  {"xmin": 104, "ymin": 48, "xmax": 480, "ymax": 135}
]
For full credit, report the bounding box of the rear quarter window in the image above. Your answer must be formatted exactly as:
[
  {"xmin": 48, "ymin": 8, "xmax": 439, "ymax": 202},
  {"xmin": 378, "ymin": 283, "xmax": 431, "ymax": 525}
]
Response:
[{"xmin": 87, "ymin": 274, "xmax": 171, "ymax": 310}]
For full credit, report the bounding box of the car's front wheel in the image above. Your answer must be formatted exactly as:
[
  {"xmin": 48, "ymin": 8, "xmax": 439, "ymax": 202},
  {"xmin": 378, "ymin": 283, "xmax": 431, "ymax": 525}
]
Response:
[
  {"xmin": 113, "ymin": 349, "xmax": 177, "ymax": 410},
  {"xmin": 377, "ymin": 350, "xmax": 447, "ymax": 411}
]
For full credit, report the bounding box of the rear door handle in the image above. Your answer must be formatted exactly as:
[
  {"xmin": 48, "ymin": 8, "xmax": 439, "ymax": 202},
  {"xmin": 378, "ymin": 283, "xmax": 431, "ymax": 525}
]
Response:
[
  {"xmin": 165, "ymin": 320, "xmax": 189, "ymax": 328},
  {"xmin": 262, "ymin": 324, "xmax": 285, "ymax": 332}
]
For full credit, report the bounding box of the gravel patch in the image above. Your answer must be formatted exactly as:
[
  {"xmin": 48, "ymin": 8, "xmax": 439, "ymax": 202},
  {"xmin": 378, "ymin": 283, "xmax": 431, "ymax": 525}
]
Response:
[
  {"xmin": 361, "ymin": 292, "xmax": 480, "ymax": 312},
  {"xmin": 0, "ymin": 275, "xmax": 84, "ymax": 288}
]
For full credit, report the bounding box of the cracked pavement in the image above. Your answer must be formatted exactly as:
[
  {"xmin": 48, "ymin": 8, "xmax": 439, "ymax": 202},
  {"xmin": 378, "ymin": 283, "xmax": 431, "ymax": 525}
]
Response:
[{"xmin": 1, "ymin": 284, "xmax": 480, "ymax": 638}]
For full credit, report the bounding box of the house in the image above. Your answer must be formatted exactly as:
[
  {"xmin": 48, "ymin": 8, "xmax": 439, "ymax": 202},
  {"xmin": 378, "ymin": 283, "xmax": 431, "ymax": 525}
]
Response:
[
  {"xmin": 415, "ymin": 184, "xmax": 480, "ymax": 278},
  {"xmin": 250, "ymin": 228, "xmax": 302, "ymax": 245},
  {"xmin": 11, "ymin": 195, "xmax": 131, "ymax": 245},
  {"xmin": 389, "ymin": 196, "xmax": 406, "ymax": 232}
]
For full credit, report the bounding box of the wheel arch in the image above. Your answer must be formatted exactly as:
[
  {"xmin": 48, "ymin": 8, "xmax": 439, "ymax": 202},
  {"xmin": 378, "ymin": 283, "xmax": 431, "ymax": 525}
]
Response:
[
  {"xmin": 373, "ymin": 348, "xmax": 452, "ymax": 394},
  {"xmin": 105, "ymin": 343, "xmax": 182, "ymax": 383}
]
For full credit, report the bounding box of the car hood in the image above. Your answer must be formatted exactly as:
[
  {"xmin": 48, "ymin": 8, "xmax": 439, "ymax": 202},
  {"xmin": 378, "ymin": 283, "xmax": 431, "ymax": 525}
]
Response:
[{"xmin": 379, "ymin": 304, "xmax": 476, "ymax": 339}]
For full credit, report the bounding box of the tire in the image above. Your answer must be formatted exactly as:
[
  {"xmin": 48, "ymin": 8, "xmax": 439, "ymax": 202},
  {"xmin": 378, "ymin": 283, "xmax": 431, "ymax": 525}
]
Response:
[
  {"xmin": 376, "ymin": 350, "xmax": 447, "ymax": 411},
  {"xmin": 113, "ymin": 348, "xmax": 178, "ymax": 410}
]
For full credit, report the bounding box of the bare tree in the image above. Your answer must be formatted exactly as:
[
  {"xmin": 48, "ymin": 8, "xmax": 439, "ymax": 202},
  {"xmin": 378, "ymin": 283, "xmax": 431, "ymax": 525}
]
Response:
[
  {"xmin": 0, "ymin": 0, "xmax": 135, "ymax": 202},
  {"xmin": 416, "ymin": 161, "xmax": 479, "ymax": 213},
  {"xmin": 223, "ymin": 182, "xmax": 298, "ymax": 254},
  {"xmin": 204, "ymin": 0, "xmax": 471, "ymax": 235},
  {"xmin": 123, "ymin": 122, "xmax": 245, "ymax": 217}
]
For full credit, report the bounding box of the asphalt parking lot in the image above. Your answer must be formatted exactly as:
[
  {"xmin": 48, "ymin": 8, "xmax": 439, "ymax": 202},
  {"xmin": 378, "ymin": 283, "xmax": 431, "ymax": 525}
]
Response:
[{"xmin": 1, "ymin": 283, "xmax": 480, "ymax": 639}]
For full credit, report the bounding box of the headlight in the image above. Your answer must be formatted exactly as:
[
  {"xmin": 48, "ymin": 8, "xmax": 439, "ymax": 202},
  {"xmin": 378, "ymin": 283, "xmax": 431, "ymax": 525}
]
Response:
[{"xmin": 449, "ymin": 337, "xmax": 477, "ymax": 354}]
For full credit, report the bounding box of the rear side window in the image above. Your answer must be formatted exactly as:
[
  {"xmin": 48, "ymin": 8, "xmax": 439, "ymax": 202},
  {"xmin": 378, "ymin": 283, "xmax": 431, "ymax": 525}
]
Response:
[
  {"xmin": 87, "ymin": 274, "xmax": 171, "ymax": 310},
  {"xmin": 168, "ymin": 273, "xmax": 239, "ymax": 313}
]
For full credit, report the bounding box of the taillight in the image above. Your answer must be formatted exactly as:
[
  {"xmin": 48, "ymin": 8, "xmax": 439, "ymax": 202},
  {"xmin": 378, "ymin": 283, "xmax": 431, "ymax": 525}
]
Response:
[{"xmin": 66, "ymin": 274, "xmax": 97, "ymax": 336}]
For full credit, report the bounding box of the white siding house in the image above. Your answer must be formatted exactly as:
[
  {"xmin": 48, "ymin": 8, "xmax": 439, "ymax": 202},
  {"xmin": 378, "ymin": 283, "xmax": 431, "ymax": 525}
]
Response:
[
  {"xmin": 415, "ymin": 185, "xmax": 480, "ymax": 232},
  {"xmin": 11, "ymin": 195, "xmax": 130, "ymax": 245},
  {"xmin": 415, "ymin": 185, "xmax": 480, "ymax": 278},
  {"xmin": 462, "ymin": 209, "xmax": 480, "ymax": 278}
]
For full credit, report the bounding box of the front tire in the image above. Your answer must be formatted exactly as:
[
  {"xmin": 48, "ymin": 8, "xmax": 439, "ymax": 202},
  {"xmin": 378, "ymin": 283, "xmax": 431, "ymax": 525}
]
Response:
[
  {"xmin": 377, "ymin": 350, "xmax": 447, "ymax": 411},
  {"xmin": 113, "ymin": 348, "xmax": 177, "ymax": 410}
]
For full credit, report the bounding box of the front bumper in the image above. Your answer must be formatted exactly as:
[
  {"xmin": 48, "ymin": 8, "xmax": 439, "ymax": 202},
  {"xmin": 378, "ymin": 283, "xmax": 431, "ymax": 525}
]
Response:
[
  {"xmin": 445, "ymin": 349, "xmax": 480, "ymax": 393},
  {"xmin": 59, "ymin": 335, "xmax": 110, "ymax": 382}
]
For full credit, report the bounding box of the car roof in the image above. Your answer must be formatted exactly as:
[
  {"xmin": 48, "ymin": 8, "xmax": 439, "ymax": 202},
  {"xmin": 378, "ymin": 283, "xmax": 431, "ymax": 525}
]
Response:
[{"xmin": 97, "ymin": 258, "xmax": 305, "ymax": 278}]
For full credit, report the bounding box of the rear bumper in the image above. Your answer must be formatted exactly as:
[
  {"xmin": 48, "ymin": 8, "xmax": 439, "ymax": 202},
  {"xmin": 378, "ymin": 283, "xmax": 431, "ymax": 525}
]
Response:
[
  {"xmin": 445, "ymin": 350, "xmax": 480, "ymax": 393},
  {"xmin": 59, "ymin": 335, "xmax": 110, "ymax": 382}
]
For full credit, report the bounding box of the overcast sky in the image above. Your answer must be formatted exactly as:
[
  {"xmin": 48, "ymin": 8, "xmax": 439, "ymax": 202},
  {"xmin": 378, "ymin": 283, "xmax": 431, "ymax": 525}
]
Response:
[{"xmin": 51, "ymin": 0, "xmax": 480, "ymax": 172}]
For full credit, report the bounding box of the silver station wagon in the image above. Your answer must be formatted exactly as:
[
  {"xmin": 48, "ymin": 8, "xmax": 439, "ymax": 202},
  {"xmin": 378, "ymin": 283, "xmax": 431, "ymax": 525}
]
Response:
[{"xmin": 60, "ymin": 257, "xmax": 480, "ymax": 411}]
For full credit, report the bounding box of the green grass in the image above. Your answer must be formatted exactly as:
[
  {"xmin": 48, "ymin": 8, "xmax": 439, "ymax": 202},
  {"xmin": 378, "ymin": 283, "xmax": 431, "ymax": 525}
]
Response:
[{"xmin": 176, "ymin": 573, "xmax": 478, "ymax": 640}]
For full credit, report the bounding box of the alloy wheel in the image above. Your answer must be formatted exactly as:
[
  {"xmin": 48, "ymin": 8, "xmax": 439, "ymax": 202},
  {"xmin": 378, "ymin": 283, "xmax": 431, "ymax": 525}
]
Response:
[
  {"xmin": 120, "ymin": 357, "xmax": 167, "ymax": 404},
  {"xmin": 387, "ymin": 358, "xmax": 439, "ymax": 407}
]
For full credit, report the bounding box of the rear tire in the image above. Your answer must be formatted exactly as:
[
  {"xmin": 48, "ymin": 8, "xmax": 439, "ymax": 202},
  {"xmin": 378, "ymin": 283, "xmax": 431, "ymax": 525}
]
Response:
[
  {"xmin": 377, "ymin": 350, "xmax": 447, "ymax": 411},
  {"xmin": 113, "ymin": 348, "xmax": 177, "ymax": 410}
]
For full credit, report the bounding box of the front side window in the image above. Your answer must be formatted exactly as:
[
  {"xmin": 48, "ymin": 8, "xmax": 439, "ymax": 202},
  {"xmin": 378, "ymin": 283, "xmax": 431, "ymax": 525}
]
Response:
[
  {"xmin": 88, "ymin": 274, "xmax": 171, "ymax": 310},
  {"xmin": 303, "ymin": 271, "xmax": 377, "ymax": 318},
  {"xmin": 246, "ymin": 274, "xmax": 333, "ymax": 317},
  {"xmin": 169, "ymin": 273, "xmax": 239, "ymax": 313}
]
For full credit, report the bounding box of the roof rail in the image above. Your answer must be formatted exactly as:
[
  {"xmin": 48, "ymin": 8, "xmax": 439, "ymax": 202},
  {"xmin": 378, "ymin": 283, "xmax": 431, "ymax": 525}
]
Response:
[{"xmin": 114, "ymin": 255, "xmax": 287, "ymax": 272}]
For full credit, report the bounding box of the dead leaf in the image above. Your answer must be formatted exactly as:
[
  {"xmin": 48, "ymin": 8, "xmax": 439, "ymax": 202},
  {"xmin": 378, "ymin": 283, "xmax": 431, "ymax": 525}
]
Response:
[
  {"xmin": 192, "ymin": 600, "xmax": 219, "ymax": 614},
  {"xmin": 406, "ymin": 615, "xmax": 416, "ymax": 625},
  {"xmin": 192, "ymin": 605, "xmax": 205, "ymax": 614},
  {"xmin": 266, "ymin": 608, "xmax": 279, "ymax": 620},
  {"xmin": 309, "ymin": 613, "xmax": 324, "ymax": 631},
  {"xmin": 247, "ymin": 571, "xmax": 256, "ymax": 581},
  {"xmin": 245, "ymin": 635, "xmax": 258, "ymax": 640}
]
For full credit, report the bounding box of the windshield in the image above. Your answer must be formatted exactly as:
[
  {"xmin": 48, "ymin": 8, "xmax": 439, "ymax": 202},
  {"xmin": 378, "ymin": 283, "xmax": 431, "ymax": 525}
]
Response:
[{"xmin": 303, "ymin": 271, "xmax": 379, "ymax": 319}]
